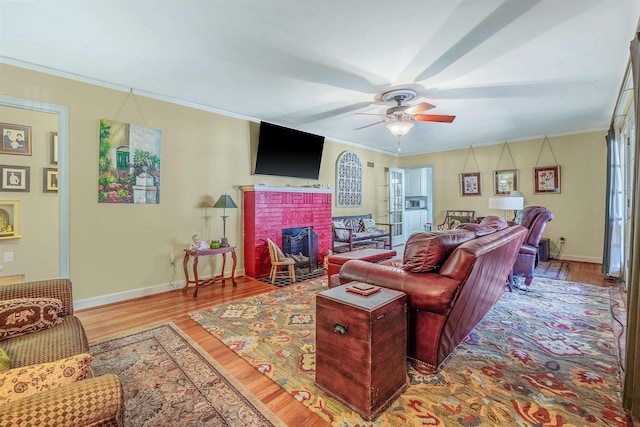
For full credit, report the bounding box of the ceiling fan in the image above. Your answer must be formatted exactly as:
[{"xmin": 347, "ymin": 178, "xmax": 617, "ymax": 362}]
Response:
[{"xmin": 354, "ymin": 89, "xmax": 456, "ymax": 137}]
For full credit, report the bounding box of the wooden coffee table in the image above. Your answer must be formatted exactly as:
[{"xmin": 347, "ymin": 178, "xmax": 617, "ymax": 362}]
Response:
[{"xmin": 315, "ymin": 283, "xmax": 407, "ymax": 420}]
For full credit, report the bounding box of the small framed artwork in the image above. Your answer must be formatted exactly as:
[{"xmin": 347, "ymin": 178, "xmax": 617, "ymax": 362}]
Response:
[
  {"xmin": 51, "ymin": 132, "xmax": 58, "ymax": 164},
  {"xmin": 494, "ymin": 169, "xmax": 518, "ymax": 195},
  {"xmin": 0, "ymin": 122, "xmax": 32, "ymax": 156},
  {"xmin": 0, "ymin": 165, "xmax": 30, "ymax": 192},
  {"xmin": 534, "ymin": 165, "xmax": 561, "ymax": 194},
  {"xmin": 460, "ymin": 172, "xmax": 482, "ymax": 196},
  {"xmin": 43, "ymin": 167, "xmax": 58, "ymax": 193}
]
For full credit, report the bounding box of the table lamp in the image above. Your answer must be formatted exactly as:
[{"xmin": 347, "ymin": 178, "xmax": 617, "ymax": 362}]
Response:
[
  {"xmin": 488, "ymin": 195, "xmax": 524, "ymax": 222},
  {"xmin": 213, "ymin": 193, "xmax": 237, "ymax": 247}
]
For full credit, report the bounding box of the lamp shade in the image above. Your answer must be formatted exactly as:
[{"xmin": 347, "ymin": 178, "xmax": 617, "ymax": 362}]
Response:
[
  {"xmin": 488, "ymin": 196, "xmax": 524, "ymax": 211},
  {"xmin": 386, "ymin": 120, "xmax": 414, "ymax": 137},
  {"xmin": 213, "ymin": 194, "xmax": 237, "ymax": 209}
]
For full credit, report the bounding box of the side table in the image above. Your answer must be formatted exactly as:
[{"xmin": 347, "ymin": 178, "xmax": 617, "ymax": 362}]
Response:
[
  {"xmin": 182, "ymin": 246, "xmax": 237, "ymax": 297},
  {"xmin": 315, "ymin": 283, "xmax": 407, "ymax": 420}
]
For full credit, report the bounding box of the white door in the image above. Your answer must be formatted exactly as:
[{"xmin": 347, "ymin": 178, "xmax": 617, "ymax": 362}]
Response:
[{"xmin": 388, "ymin": 168, "xmax": 405, "ymax": 245}]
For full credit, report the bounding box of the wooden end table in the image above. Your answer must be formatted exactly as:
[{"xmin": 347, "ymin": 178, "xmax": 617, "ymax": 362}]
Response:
[{"xmin": 182, "ymin": 246, "xmax": 237, "ymax": 297}]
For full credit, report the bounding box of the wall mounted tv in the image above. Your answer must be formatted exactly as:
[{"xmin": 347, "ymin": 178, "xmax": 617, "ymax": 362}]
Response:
[{"xmin": 254, "ymin": 122, "xmax": 325, "ymax": 180}]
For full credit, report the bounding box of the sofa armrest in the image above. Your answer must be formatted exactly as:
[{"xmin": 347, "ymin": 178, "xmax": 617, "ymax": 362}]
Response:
[
  {"xmin": 0, "ymin": 279, "xmax": 74, "ymax": 316},
  {"xmin": 0, "ymin": 373, "xmax": 124, "ymax": 427},
  {"xmin": 335, "ymin": 260, "xmax": 461, "ymax": 314}
]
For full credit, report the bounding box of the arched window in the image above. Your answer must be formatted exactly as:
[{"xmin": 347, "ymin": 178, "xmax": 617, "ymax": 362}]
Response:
[{"xmin": 336, "ymin": 150, "xmax": 362, "ymax": 207}]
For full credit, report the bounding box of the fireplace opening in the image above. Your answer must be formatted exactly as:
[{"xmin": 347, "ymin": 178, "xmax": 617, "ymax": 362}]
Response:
[{"xmin": 282, "ymin": 226, "xmax": 319, "ymax": 274}]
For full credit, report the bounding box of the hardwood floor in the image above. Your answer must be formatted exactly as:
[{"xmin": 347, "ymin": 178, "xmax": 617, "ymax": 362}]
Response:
[{"xmin": 75, "ymin": 262, "xmax": 617, "ymax": 426}]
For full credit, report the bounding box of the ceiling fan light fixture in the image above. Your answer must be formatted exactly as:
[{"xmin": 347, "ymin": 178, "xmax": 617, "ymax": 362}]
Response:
[{"xmin": 386, "ymin": 120, "xmax": 413, "ymax": 137}]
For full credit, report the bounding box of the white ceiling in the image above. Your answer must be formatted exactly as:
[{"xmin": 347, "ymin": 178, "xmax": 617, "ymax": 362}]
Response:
[{"xmin": 1, "ymin": 1, "xmax": 638, "ymax": 156}]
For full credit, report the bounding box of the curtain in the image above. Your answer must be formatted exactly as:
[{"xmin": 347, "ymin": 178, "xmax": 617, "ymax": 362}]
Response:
[
  {"xmin": 624, "ymin": 29, "xmax": 640, "ymax": 420},
  {"xmin": 603, "ymin": 126, "xmax": 624, "ymax": 277}
]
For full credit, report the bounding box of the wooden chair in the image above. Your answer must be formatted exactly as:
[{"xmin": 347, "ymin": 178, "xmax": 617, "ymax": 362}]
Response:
[
  {"xmin": 437, "ymin": 210, "xmax": 475, "ymax": 230},
  {"xmin": 266, "ymin": 238, "xmax": 296, "ymax": 284}
]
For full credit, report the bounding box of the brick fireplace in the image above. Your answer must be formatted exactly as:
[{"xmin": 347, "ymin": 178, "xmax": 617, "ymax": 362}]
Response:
[{"xmin": 242, "ymin": 186, "xmax": 332, "ymax": 279}]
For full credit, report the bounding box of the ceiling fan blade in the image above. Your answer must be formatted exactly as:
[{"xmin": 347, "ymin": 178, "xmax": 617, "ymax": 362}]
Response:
[
  {"xmin": 355, "ymin": 112, "xmax": 390, "ymax": 117},
  {"xmin": 354, "ymin": 119, "xmax": 389, "ymax": 130},
  {"xmin": 404, "ymin": 102, "xmax": 436, "ymax": 115},
  {"xmin": 413, "ymin": 114, "xmax": 456, "ymax": 123}
]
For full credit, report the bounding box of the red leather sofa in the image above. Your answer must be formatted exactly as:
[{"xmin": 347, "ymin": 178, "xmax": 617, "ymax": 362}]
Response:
[{"xmin": 329, "ymin": 218, "xmax": 527, "ymax": 373}]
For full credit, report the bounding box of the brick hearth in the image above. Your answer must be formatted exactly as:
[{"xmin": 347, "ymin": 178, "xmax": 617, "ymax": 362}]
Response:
[{"xmin": 241, "ymin": 186, "xmax": 332, "ymax": 278}]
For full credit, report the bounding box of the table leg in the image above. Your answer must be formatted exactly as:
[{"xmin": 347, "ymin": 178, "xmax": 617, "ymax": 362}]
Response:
[
  {"xmin": 220, "ymin": 252, "xmax": 228, "ymax": 287},
  {"xmin": 192, "ymin": 256, "xmax": 200, "ymax": 297},
  {"xmin": 230, "ymin": 249, "xmax": 237, "ymax": 287},
  {"xmin": 182, "ymin": 252, "xmax": 190, "ymax": 293}
]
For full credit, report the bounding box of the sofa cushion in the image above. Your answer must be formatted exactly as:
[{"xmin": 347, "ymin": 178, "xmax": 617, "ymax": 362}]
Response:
[
  {"xmin": 332, "ymin": 220, "xmax": 350, "ymax": 240},
  {"xmin": 359, "ymin": 217, "xmax": 376, "ymax": 231},
  {"xmin": 479, "ymin": 215, "xmax": 509, "ymax": 230},
  {"xmin": 402, "ymin": 230, "xmax": 476, "ymax": 273},
  {"xmin": 0, "ymin": 348, "xmax": 9, "ymax": 371},
  {"xmin": 0, "ymin": 352, "xmax": 92, "ymax": 404},
  {"xmin": 0, "ymin": 298, "xmax": 63, "ymax": 341},
  {"xmin": 454, "ymin": 222, "xmax": 496, "ymax": 237}
]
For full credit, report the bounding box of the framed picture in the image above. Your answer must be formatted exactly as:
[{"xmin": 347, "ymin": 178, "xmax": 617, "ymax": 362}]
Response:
[
  {"xmin": 0, "ymin": 122, "xmax": 32, "ymax": 156},
  {"xmin": 51, "ymin": 132, "xmax": 58, "ymax": 164},
  {"xmin": 460, "ymin": 172, "xmax": 482, "ymax": 196},
  {"xmin": 494, "ymin": 169, "xmax": 518, "ymax": 195},
  {"xmin": 43, "ymin": 167, "xmax": 58, "ymax": 193},
  {"xmin": 0, "ymin": 165, "xmax": 30, "ymax": 192},
  {"xmin": 534, "ymin": 165, "xmax": 561, "ymax": 194}
]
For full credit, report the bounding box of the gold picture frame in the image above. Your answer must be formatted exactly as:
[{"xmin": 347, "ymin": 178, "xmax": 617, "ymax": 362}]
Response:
[
  {"xmin": 43, "ymin": 167, "xmax": 58, "ymax": 193},
  {"xmin": 494, "ymin": 169, "xmax": 518, "ymax": 195}
]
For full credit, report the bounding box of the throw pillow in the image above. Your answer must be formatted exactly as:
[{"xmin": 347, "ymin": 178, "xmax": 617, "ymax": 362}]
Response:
[
  {"xmin": 0, "ymin": 353, "xmax": 92, "ymax": 404},
  {"xmin": 333, "ymin": 220, "xmax": 350, "ymax": 240},
  {"xmin": 403, "ymin": 230, "xmax": 476, "ymax": 273},
  {"xmin": 0, "ymin": 348, "xmax": 9, "ymax": 371},
  {"xmin": 359, "ymin": 218, "xmax": 376, "ymax": 231},
  {"xmin": 0, "ymin": 298, "xmax": 63, "ymax": 341}
]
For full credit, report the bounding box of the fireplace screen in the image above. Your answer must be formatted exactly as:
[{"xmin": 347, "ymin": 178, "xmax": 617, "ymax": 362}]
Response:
[{"xmin": 282, "ymin": 226, "xmax": 318, "ymax": 273}]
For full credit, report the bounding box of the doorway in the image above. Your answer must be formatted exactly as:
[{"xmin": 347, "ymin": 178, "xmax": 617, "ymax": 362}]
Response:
[{"xmin": 403, "ymin": 166, "xmax": 434, "ymax": 241}]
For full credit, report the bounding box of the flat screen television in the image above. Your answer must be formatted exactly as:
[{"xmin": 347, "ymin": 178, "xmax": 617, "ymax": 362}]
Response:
[{"xmin": 254, "ymin": 122, "xmax": 325, "ymax": 180}]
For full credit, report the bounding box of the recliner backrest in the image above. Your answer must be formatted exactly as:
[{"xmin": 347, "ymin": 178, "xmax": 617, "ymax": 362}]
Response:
[{"xmin": 515, "ymin": 206, "xmax": 553, "ymax": 248}]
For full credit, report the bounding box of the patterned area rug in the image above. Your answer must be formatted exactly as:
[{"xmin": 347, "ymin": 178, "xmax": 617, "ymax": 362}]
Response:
[
  {"xmin": 534, "ymin": 260, "xmax": 570, "ymax": 280},
  {"xmin": 191, "ymin": 277, "xmax": 628, "ymax": 426},
  {"xmin": 90, "ymin": 322, "xmax": 286, "ymax": 427}
]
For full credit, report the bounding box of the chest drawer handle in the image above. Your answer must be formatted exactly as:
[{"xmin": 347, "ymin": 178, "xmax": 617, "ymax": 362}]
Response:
[{"xmin": 333, "ymin": 323, "xmax": 348, "ymax": 335}]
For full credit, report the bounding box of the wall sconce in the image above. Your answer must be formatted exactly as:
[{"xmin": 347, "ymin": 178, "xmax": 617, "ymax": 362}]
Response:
[{"xmin": 213, "ymin": 193, "xmax": 237, "ymax": 247}]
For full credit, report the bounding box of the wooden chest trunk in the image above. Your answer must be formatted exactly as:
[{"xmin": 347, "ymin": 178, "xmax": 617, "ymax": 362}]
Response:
[{"xmin": 315, "ymin": 283, "xmax": 407, "ymax": 420}]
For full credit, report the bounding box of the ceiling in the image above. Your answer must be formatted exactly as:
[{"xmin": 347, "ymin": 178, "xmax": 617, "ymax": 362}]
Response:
[{"xmin": 1, "ymin": 1, "xmax": 638, "ymax": 156}]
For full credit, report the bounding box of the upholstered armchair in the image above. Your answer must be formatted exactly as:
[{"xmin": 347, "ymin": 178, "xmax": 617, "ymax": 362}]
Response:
[{"xmin": 512, "ymin": 206, "xmax": 553, "ymax": 285}]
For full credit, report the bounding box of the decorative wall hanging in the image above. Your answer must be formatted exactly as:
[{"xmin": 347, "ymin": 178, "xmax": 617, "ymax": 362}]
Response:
[
  {"xmin": 43, "ymin": 167, "xmax": 58, "ymax": 193},
  {"xmin": 98, "ymin": 118, "xmax": 162, "ymax": 204},
  {"xmin": 533, "ymin": 136, "xmax": 560, "ymax": 194},
  {"xmin": 0, "ymin": 165, "xmax": 30, "ymax": 192},
  {"xmin": 336, "ymin": 150, "xmax": 363, "ymax": 207},
  {"xmin": 0, "ymin": 200, "xmax": 21, "ymax": 240},
  {"xmin": 459, "ymin": 146, "xmax": 482, "ymax": 196},
  {"xmin": 493, "ymin": 142, "xmax": 518, "ymax": 195},
  {"xmin": 0, "ymin": 122, "xmax": 31, "ymax": 156},
  {"xmin": 50, "ymin": 132, "xmax": 58, "ymax": 164}
]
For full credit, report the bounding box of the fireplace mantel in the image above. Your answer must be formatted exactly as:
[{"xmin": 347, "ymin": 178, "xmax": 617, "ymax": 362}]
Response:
[
  {"xmin": 242, "ymin": 186, "xmax": 333, "ymax": 278},
  {"xmin": 240, "ymin": 185, "xmax": 332, "ymax": 194}
]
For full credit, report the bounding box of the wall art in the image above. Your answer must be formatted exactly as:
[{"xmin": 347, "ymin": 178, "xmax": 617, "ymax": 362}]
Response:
[
  {"xmin": 494, "ymin": 169, "xmax": 518, "ymax": 195},
  {"xmin": 98, "ymin": 118, "xmax": 162, "ymax": 204},
  {"xmin": 0, "ymin": 122, "xmax": 32, "ymax": 156},
  {"xmin": 43, "ymin": 167, "xmax": 58, "ymax": 193},
  {"xmin": 0, "ymin": 165, "xmax": 30, "ymax": 192},
  {"xmin": 460, "ymin": 172, "xmax": 481, "ymax": 196},
  {"xmin": 534, "ymin": 165, "xmax": 561, "ymax": 194},
  {"xmin": 336, "ymin": 150, "xmax": 363, "ymax": 207}
]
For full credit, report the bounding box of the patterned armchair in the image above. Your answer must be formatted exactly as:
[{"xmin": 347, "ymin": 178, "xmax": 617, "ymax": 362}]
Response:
[
  {"xmin": 437, "ymin": 210, "xmax": 475, "ymax": 230},
  {"xmin": 512, "ymin": 206, "xmax": 553, "ymax": 286},
  {"xmin": 0, "ymin": 279, "xmax": 124, "ymax": 427}
]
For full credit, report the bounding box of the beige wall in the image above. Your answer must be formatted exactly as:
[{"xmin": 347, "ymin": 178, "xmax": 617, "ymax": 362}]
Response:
[
  {"xmin": 400, "ymin": 131, "xmax": 607, "ymax": 262},
  {"xmin": 0, "ymin": 63, "xmax": 399, "ymax": 303}
]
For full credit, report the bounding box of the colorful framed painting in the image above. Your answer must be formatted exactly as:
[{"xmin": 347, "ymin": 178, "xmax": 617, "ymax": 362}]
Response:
[
  {"xmin": 534, "ymin": 165, "xmax": 561, "ymax": 194},
  {"xmin": 494, "ymin": 169, "xmax": 518, "ymax": 195},
  {"xmin": 460, "ymin": 172, "xmax": 482, "ymax": 196},
  {"xmin": 0, "ymin": 165, "xmax": 30, "ymax": 192},
  {"xmin": 0, "ymin": 122, "xmax": 32, "ymax": 156},
  {"xmin": 43, "ymin": 167, "xmax": 58, "ymax": 193}
]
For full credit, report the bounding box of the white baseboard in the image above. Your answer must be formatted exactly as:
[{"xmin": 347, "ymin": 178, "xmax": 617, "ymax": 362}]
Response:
[
  {"xmin": 556, "ymin": 254, "xmax": 602, "ymax": 264},
  {"xmin": 74, "ymin": 268, "xmax": 246, "ymax": 310}
]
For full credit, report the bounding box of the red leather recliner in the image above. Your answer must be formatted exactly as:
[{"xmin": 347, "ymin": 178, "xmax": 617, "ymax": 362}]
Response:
[{"xmin": 512, "ymin": 206, "xmax": 553, "ymax": 285}]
